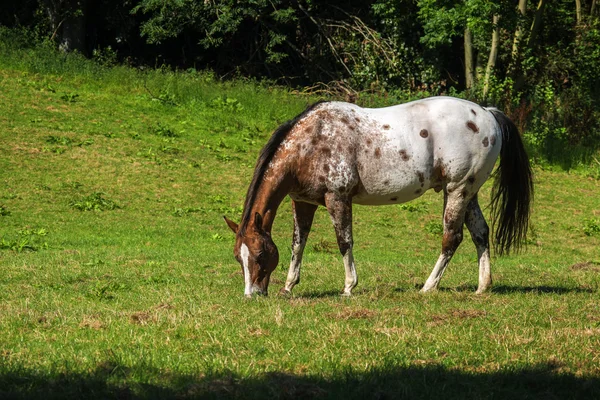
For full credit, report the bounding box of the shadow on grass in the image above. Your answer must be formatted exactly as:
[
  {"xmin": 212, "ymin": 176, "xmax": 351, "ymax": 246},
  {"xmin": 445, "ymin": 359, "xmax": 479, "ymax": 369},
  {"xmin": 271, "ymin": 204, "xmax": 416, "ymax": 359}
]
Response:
[
  {"xmin": 492, "ymin": 285, "xmax": 595, "ymax": 294},
  {"xmin": 303, "ymin": 285, "xmax": 594, "ymax": 297},
  {"xmin": 1, "ymin": 362, "xmax": 599, "ymax": 400},
  {"xmin": 294, "ymin": 289, "xmax": 347, "ymax": 299},
  {"xmin": 422, "ymin": 284, "xmax": 595, "ymax": 295}
]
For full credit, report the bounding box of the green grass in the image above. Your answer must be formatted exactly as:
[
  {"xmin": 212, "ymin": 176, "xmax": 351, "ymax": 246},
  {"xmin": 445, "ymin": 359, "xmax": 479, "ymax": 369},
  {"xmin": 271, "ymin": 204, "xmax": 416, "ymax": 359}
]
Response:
[{"xmin": 1, "ymin": 40, "xmax": 600, "ymax": 399}]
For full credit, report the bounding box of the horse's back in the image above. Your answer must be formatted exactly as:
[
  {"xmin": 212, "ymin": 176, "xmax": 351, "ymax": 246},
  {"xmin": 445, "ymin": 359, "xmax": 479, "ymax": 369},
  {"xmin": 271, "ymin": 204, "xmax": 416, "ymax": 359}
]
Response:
[{"xmin": 286, "ymin": 97, "xmax": 502, "ymax": 206}]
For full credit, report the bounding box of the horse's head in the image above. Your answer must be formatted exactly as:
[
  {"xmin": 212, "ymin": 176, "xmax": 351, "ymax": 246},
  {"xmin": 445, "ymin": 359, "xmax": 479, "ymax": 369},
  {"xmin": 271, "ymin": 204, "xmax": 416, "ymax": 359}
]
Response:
[{"xmin": 224, "ymin": 212, "xmax": 279, "ymax": 297}]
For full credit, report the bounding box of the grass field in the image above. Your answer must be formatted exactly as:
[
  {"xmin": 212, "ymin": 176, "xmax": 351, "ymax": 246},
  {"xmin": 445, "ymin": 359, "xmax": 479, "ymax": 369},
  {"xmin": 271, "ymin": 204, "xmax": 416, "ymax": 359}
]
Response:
[{"xmin": 1, "ymin": 41, "xmax": 600, "ymax": 399}]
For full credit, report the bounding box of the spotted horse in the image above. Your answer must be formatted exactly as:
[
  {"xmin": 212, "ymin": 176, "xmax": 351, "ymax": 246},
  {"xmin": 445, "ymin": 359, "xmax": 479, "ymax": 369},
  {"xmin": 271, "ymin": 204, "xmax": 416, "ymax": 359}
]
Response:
[{"xmin": 224, "ymin": 96, "xmax": 533, "ymax": 297}]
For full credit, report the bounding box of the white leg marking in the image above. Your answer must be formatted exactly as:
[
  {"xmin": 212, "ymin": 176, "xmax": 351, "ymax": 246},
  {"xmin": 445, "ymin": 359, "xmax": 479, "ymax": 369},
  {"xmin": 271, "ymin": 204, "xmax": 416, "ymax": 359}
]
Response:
[
  {"xmin": 241, "ymin": 243, "xmax": 252, "ymax": 297},
  {"xmin": 421, "ymin": 254, "xmax": 450, "ymax": 292},
  {"xmin": 284, "ymin": 241, "xmax": 305, "ymax": 292},
  {"xmin": 476, "ymin": 248, "xmax": 492, "ymax": 294},
  {"xmin": 341, "ymin": 248, "xmax": 358, "ymax": 296}
]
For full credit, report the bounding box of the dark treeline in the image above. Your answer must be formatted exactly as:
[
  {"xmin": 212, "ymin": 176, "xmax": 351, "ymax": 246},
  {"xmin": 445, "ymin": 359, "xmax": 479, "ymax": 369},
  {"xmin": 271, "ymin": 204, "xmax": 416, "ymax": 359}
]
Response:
[{"xmin": 2, "ymin": 0, "xmax": 600, "ymax": 155}]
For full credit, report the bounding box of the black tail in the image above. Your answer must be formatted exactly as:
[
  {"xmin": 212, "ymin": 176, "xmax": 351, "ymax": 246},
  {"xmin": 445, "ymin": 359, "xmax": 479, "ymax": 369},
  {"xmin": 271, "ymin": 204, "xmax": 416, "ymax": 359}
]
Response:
[{"xmin": 488, "ymin": 108, "xmax": 533, "ymax": 255}]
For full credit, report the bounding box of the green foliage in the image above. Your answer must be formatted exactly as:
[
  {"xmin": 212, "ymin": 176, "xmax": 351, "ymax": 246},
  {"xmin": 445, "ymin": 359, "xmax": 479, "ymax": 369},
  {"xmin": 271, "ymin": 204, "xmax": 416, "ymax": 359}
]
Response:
[
  {"xmin": 583, "ymin": 219, "xmax": 600, "ymax": 237},
  {"xmin": 425, "ymin": 220, "xmax": 444, "ymax": 236},
  {"xmin": 0, "ymin": 227, "xmax": 48, "ymax": 252},
  {"xmin": 148, "ymin": 123, "xmax": 178, "ymax": 138},
  {"xmin": 69, "ymin": 193, "xmax": 121, "ymax": 212},
  {"xmin": 60, "ymin": 92, "xmax": 79, "ymax": 103},
  {"xmin": 398, "ymin": 202, "xmax": 428, "ymax": 212},
  {"xmin": 210, "ymin": 96, "xmax": 244, "ymax": 112},
  {"xmin": 0, "ymin": 204, "xmax": 11, "ymax": 216},
  {"xmin": 46, "ymin": 135, "xmax": 74, "ymax": 146}
]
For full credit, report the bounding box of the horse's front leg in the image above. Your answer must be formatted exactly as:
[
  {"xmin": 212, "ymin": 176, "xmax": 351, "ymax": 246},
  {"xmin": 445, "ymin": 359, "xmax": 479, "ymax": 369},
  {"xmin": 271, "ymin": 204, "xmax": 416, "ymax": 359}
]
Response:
[
  {"xmin": 324, "ymin": 193, "xmax": 357, "ymax": 296},
  {"xmin": 280, "ymin": 200, "xmax": 318, "ymax": 296}
]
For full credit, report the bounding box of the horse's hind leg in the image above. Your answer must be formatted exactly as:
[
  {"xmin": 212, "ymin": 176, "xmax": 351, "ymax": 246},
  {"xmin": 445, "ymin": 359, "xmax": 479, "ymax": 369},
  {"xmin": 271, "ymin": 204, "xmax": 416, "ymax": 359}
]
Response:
[
  {"xmin": 465, "ymin": 195, "xmax": 492, "ymax": 294},
  {"xmin": 280, "ymin": 200, "xmax": 318, "ymax": 295},
  {"xmin": 324, "ymin": 193, "xmax": 357, "ymax": 296},
  {"xmin": 421, "ymin": 190, "xmax": 468, "ymax": 292}
]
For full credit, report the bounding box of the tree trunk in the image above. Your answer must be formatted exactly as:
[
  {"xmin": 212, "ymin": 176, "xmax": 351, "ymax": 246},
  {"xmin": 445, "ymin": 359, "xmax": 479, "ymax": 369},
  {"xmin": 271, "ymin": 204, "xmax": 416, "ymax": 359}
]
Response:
[
  {"xmin": 511, "ymin": 0, "xmax": 527, "ymax": 63},
  {"xmin": 464, "ymin": 27, "xmax": 475, "ymax": 89},
  {"xmin": 59, "ymin": 0, "xmax": 88, "ymax": 53},
  {"xmin": 513, "ymin": 0, "xmax": 546, "ymax": 92},
  {"xmin": 576, "ymin": 0, "xmax": 582, "ymax": 25},
  {"xmin": 592, "ymin": 0, "xmax": 597, "ymax": 17},
  {"xmin": 527, "ymin": 0, "xmax": 546, "ymax": 49},
  {"xmin": 483, "ymin": 15, "xmax": 500, "ymax": 99},
  {"xmin": 43, "ymin": 0, "xmax": 89, "ymax": 53},
  {"xmin": 43, "ymin": 0, "xmax": 61, "ymax": 37}
]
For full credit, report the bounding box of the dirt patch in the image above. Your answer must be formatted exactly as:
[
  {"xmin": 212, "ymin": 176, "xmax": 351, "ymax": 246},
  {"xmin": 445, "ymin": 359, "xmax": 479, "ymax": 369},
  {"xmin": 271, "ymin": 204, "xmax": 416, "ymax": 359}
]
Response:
[
  {"xmin": 130, "ymin": 312, "xmax": 154, "ymax": 325},
  {"xmin": 570, "ymin": 261, "xmax": 600, "ymax": 272},
  {"xmin": 248, "ymin": 327, "xmax": 269, "ymax": 336},
  {"xmin": 327, "ymin": 307, "xmax": 378, "ymax": 320},
  {"xmin": 80, "ymin": 316, "xmax": 105, "ymax": 330}
]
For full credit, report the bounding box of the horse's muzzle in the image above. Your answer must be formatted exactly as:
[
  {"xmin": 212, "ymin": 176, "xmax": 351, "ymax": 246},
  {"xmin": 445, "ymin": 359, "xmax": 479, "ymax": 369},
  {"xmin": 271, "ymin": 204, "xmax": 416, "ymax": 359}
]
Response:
[{"xmin": 245, "ymin": 285, "xmax": 268, "ymax": 298}]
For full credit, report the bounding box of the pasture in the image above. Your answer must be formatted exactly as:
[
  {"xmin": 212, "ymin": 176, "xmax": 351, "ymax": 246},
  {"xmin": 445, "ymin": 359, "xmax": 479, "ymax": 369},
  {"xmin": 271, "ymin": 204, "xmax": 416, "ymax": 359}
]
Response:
[{"xmin": 1, "ymin": 49, "xmax": 600, "ymax": 399}]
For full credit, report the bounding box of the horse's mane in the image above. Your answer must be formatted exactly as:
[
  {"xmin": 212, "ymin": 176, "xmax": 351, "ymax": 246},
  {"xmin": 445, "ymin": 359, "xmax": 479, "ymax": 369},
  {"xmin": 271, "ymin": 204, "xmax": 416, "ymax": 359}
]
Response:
[{"xmin": 238, "ymin": 100, "xmax": 327, "ymax": 236}]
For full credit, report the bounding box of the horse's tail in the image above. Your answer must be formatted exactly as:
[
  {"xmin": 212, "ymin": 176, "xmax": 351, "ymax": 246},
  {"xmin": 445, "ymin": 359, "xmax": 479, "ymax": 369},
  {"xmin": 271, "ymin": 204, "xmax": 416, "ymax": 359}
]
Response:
[{"xmin": 487, "ymin": 108, "xmax": 533, "ymax": 255}]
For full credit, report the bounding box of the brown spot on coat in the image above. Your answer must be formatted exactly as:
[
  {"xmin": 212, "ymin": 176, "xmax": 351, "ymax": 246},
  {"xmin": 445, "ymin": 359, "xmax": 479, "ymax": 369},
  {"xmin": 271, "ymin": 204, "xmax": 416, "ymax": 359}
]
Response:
[
  {"xmin": 390, "ymin": 197, "xmax": 398, "ymax": 201},
  {"xmin": 434, "ymin": 160, "xmax": 447, "ymax": 180},
  {"xmin": 374, "ymin": 148, "xmax": 381, "ymax": 158},
  {"xmin": 417, "ymin": 171, "xmax": 425, "ymax": 183},
  {"xmin": 420, "ymin": 129, "xmax": 429, "ymax": 138},
  {"xmin": 482, "ymin": 137, "xmax": 489, "ymax": 147},
  {"xmin": 468, "ymin": 176, "xmax": 475, "ymax": 184},
  {"xmin": 471, "ymin": 109, "xmax": 477, "ymax": 116},
  {"xmin": 461, "ymin": 190, "xmax": 468, "ymax": 198},
  {"xmin": 466, "ymin": 121, "xmax": 479, "ymax": 133},
  {"xmin": 341, "ymin": 116, "xmax": 350, "ymax": 125},
  {"xmin": 355, "ymin": 117, "xmax": 361, "ymax": 123},
  {"xmin": 383, "ymin": 124, "xmax": 390, "ymax": 130},
  {"xmin": 323, "ymin": 164, "xmax": 330, "ymax": 172},
  {"xmin": 490, "ymin": 136, "xmax": 497, "ymax": 146},
  {"xmin": 383, "ymin": 180, "xmax": 390, "ymax": 186},
  {"xmin": 318, "ymin": 176, "xmax": 326, "ymax": 182},
  {"xmin": 415, "ymin": 189, "xmax": 422, "ymax": 195},
  {"xmin": 399, "ymin": 149, "xmax": 410, "ymax": 161},
  {"xmin": 321, "ymin": 147, "xmax": 332, "ymax": 156},
  {"xmin": 366, "ymin": 139, "xmax": 372, "ymax": 146}
]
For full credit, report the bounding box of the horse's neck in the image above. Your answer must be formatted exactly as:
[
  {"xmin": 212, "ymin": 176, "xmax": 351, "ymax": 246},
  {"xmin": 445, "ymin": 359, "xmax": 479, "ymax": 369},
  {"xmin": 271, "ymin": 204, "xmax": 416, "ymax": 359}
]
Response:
[{"xmin": 248, "ymin": 171, "xmax": 291, "ymax": 232}]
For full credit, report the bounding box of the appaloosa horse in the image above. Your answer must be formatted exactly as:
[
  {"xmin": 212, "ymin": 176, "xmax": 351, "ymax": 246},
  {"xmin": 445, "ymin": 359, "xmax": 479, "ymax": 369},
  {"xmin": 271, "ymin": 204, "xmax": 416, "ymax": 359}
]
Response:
[{"xmin": 224, "ymin": 96, "xmax": 533, "ymax": 297}]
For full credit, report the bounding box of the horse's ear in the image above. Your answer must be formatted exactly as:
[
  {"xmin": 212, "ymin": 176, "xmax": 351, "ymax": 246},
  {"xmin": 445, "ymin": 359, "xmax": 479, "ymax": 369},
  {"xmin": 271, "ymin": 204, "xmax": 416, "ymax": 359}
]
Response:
[
  {"xmin": 253, "ymin": 212, "xmax": 264, "ymax": 233},
  {"xmin": 223, "ymin": 216, "xmax": 239, "ymax": 234}
]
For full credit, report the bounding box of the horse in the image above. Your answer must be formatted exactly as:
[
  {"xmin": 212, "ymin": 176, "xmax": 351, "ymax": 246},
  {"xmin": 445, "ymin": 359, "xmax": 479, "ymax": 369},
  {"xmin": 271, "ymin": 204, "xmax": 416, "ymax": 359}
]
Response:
[{"xmin": 223, "ymin": 96, "xmax": 533, "ymax": 297}]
